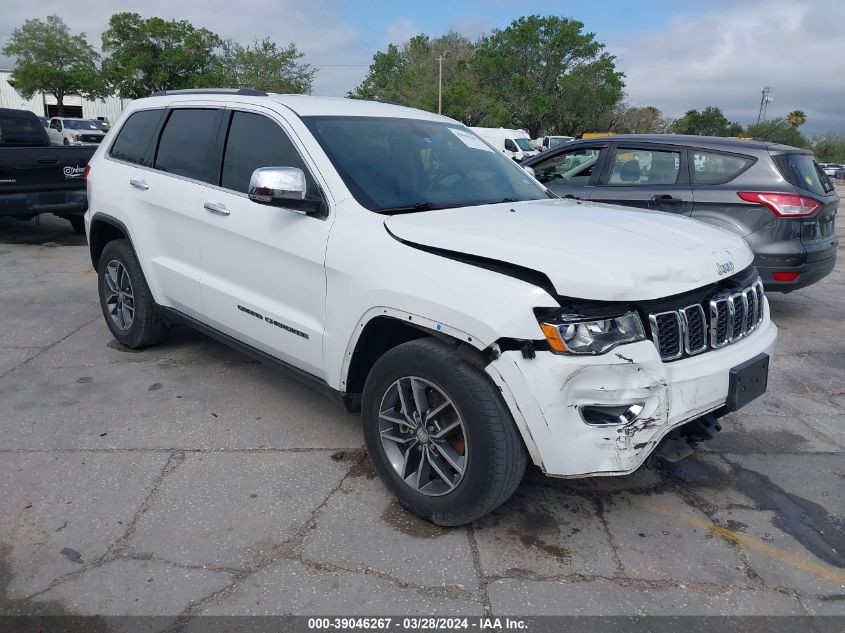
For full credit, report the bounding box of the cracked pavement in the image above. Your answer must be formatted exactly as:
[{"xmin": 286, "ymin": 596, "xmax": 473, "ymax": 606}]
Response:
[{"xmin": 0, "ymin": 205, "xmax": 843, "ymax": 627}]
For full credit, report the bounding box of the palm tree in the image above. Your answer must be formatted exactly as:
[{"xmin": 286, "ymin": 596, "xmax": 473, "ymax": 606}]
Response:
[{"xmin": 786, "ymin": 110, "xmax": 806, "ymax": 128}]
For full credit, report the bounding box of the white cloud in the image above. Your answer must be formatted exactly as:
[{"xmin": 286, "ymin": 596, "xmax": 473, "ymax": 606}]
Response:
[
  {"xmin": 609, "ymin": 0, "xmax": 845, "ymax": 134},
  {"xmin": 383, "ymin": 18, "xmax": 419, "ymax": 47}
]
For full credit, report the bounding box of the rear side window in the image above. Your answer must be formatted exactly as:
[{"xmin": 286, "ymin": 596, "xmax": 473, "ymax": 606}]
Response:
[
  {"xmin": 220, "ymin": 111, "xmax": 316, "ymax": 195},
  {"xmin": 691, "ymin": 151, "xmax": 753, "ymax": 184},
  {"xmin": 154, "ymin": 109, "xmax": 219, "ymax": 182},
  {"xmin": 773, "ymin": 153, "xmax": 833, "ymax": 196},
  {"xmin": 608, "ymin": 148, "xmax": 680, "ymax": 185},
  {"xmin": 0, "ymin": 116, "xmax": 45, "ymax": 146},
  {"xmin": 110, "ymin": 110, "xmax": 164, "ymax": 166}
]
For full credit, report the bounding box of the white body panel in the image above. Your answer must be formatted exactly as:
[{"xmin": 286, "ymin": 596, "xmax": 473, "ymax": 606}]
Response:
[{"xmin": 85, "ymin": 93, "xmax": 778, "ymax": 478}]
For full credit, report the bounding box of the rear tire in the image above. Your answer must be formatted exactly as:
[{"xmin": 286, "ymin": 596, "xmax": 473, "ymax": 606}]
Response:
[
  {"xmin": 68, "ymin": 216, "xmax": 85, "ymax": 234},
  {"xmin": 362, "ymin": 338, "xmax": 527, "ymax": 526},
  {"xmin": 97, "ymin": 239, "xmax": 167, "ymax": 348}
]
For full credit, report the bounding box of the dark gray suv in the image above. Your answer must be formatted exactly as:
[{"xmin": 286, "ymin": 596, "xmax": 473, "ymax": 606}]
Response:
[{"xmin": 523, "ymin": 135, "xmax": 839, "ymax": 291}]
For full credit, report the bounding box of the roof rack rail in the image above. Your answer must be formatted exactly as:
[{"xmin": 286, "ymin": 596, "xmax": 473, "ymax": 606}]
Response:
[{"xmin": 150, "ymin": 88, "xmax": 268, "ymax": 97}]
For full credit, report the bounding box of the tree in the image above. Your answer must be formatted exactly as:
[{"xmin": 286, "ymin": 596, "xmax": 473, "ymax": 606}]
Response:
[
  {"xmin": 786, "ymin": 110, "xmax": 806, "ymax": 128},
  {"xmin": 101, "ymin": 13, "xmax": 222, "ymax": 98},
  {"xmin": 671, "ymin": 107, "xmax": 742, "ymax": 137},
  {"xmin": 210, "ymin": 38, "xmax": 315, "ymax": 94},
  {"xmin": 745, "ymin": 118, "xmax": 808, "ymax": 147},
  {"xmin": 2, "ymin": 15, "xmax": 105, "ymax": 116},
  {"xmin": 472, "ymin": 16, "xmax": 625, "ymax": 137},
  {"xmin": 810, "ymin": 132, "xmax": 845, "ymax": 163},
  {"xmin": 612, "ymin": 104, "xmax": 672, "ymax": 134}
]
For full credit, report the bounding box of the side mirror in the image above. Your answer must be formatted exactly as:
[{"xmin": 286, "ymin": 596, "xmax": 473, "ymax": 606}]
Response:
[
  {"xmin": 248, "ymin": 167, "xmax": 323, "ymax": 215},
  {"xmin": 522, "ymin": 165, "xmax": 535, "ymax": 177}
]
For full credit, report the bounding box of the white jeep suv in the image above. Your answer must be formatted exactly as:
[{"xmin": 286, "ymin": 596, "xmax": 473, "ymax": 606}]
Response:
[{"xmin": 85, "ymin": 89, "xmax": 777, "ymax": 525}]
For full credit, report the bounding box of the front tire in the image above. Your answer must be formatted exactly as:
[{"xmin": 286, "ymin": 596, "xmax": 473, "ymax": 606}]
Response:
[
  {"xmin": 97, "ymin": 239, "xmax": 167, "ymax": 348},
  {"xmin": 362, "ymin": 338, "xmax": 527, "ymax": 526}
]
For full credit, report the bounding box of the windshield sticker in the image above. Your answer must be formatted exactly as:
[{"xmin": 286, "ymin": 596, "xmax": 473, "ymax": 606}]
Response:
[{"xmin": 448, "ymin": 128, "xmax": 494, "ymax": 152}]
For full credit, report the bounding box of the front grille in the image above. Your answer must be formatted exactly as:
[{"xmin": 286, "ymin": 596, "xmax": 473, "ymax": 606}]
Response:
[
  {"xmin": 649, "ymin": 279, "xmax": 765, "ymax": 362},
  {"xmin": 80, "ymin": 135, "xmax": 102, "ymax": 143}
]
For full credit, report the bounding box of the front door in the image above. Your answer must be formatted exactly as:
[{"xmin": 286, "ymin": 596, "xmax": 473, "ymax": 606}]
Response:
[
  {"xmin": 591, "ymin": 144, "xmax": 692, "ymax": 215},
  {"xmin": 196, "ymin": 108, "xmax": 332, "ymax": 378},
  {"xmin": 528, "ymin": 145, "xmax": 606, "ymax": 199}
]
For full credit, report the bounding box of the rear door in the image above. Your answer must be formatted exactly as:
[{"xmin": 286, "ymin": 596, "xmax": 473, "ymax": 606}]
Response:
[
  {"xmin": 527, "ymin": 143, "xmax": 607, "ymax": 199},
  {"xmin": 591, "ymin": 143, "xmax": 692, "ymax": 214},
  {"xmin": 104, "ymin": 105, "xmax": 221, "ymax": 317}
]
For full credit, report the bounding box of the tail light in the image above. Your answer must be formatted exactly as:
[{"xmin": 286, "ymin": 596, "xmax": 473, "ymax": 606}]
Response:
[
  {"xmin": 84, "ymin": 164, "xmax": 91, "ymax": 180},
  {"xmin": 737, "ymin": 192, "xmax": 821, "ymax": 217},
  {"xmin": 772, "ymin": 272, "xmax": 800, "ymax": 282}
]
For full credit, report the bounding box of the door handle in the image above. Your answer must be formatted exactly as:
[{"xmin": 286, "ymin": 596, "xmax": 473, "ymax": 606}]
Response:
[
  {"xmin": 38, "ymin": 156, "xmax": 58, "ymax": 165},
  {"xmin": 203, "ymin": 202, "xmax": 230, "ymax": 216},
  {"xmin": 129, "ymin": 179, "xmax": 149, "ymax": 191},
  {"xmin": 650, "ymin": 194, "xmax": 683, "ymax": 205}
]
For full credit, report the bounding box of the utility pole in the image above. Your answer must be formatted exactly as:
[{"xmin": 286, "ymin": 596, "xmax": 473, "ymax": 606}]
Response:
[
  {"xmin": 757, "ymin": 86, "xmax": 773, "ymax": 124},
  {"xmin": 437, "ymin": 51, "xmax": 450, "ymax": 115}
]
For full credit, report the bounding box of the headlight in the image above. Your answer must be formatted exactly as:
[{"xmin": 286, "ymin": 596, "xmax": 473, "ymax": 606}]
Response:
[
  {"xmin": 71, "ymin": 134, "xmax": 79, "ymax": 141},
  {"xmin": 538, "ymin": 310, "xmax": 645, "ymax": 355}
]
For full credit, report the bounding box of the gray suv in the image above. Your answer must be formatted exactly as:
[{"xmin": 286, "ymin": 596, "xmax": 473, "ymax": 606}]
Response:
[{"xmin": 524, "ymin": 135, "xmax": 839, "ymax": 291}]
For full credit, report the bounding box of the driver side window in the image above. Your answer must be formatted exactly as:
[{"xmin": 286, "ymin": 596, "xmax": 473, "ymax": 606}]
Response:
[{"xmin": 532, "ymin": 148, "xmax": 600, "ymax": 186}]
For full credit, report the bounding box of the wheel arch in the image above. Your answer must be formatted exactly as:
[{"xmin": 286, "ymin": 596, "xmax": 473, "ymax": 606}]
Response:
[
  {"xmin": 89, "ymin": 213, "xmax": 134, "ymax": 270},
  {"xmin": 340, "ymin": 309, "xmax": 493, "ymax": 411}
]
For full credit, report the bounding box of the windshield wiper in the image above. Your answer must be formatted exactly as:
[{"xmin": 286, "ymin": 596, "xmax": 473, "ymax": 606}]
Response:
[{"xmin": 373, "ymin": 202, "xmax": 439, "ymax": 214}]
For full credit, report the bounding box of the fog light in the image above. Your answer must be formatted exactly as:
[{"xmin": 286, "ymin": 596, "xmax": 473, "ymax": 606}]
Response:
[{"xmin": 580, "ymin": 403, "xmax": 645, "ymax": 426}]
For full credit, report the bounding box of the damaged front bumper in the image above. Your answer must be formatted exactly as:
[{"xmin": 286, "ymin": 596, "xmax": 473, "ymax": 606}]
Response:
[{"xmin": 486, "ymin": 315, "xmax": 777, "ymax": 478}]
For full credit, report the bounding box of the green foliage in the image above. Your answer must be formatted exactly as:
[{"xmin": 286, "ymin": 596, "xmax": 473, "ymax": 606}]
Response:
[
  {"xmin": 350, "ymin": 16, "xmax": 625, "ymax": 136},
  {"xmin": 786, "ymin": 110, "xmax": 806, "ymax": 128},
  {"xmin": 744, "ymin": 119, "xmax": 808, "ymax": 148},
  {"xmin": 209, "ymin": 38, "xmax": 314, "ymax": 94},
  {"xmin": 810, "ymin": 132, "xmax": 845, "ymax": 163},
  {"xmin": 671, "ymin": 107, "xmax": 742, "ymax": 137},
  {"xmin": 611, "ymin": 105, "xmax": 672, "ymax": 134},
  {"xmin": 101, "ymin": 12, "xmax": 223, "ymax": 98},
  {"xmin": 2, "ymin": 14, "xmax": 105, "ymax": 114},
  {"xmin": 472, "ymin": 16, "xmax": 624, "ymax": 137}
]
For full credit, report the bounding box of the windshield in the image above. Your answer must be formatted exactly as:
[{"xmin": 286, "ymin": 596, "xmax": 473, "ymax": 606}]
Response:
[
  {"xmin": 63, "ymin": 119, "xmax": 100, "ymax": 130},
  {"xmin": 549, "ymin": 137, "xmax": 571, "ymax": 148},
  {"xmin": 514, "ymin": 137, "xmax": 534, "ymax": 151},
  {"xmin": 303, "ymin": 116, "xmax": 549, "ymax": 212}
]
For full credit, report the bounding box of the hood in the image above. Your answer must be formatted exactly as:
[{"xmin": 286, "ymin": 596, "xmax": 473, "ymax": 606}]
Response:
[{"xmin": 384, "ymin": 199, "xmax": 753, "ymax": 301}]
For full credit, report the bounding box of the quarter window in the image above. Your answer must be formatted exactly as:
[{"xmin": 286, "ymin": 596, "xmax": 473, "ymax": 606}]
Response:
[
  {"xmin": 220, "ymin": 111, "xmax": 317, "ymax": 195},
  {"xmin": 110, "ymin": 110, "xmax": 165, "ymax": 166},
  {"xmin": 692, "ymin": 151, "xmax": 752, "ymax": 184},
  {"xmin": 154, "ymin": 109, "xmax": 219, "ymax": 182},
  {"xmin": 608, "ymin": 148, "xmax": 680, "ymax": 185},
  {"xmin": 532, "ymin": 148, "xmax": 601, "ymax": 186}
]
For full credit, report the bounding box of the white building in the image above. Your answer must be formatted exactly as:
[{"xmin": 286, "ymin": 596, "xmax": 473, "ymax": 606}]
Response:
[{"xmin": 0, "ymin": 69, "xmax": 126, "ymax": 123}]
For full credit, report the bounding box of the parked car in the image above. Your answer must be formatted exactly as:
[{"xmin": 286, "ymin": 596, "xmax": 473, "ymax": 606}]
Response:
[
  {"xmin": 0, "ymin": 108, "xmax": 95, "ymax": 232},
  {"xmin": 524, "ymin": 134, "xmax": 839, "ymax": 291},
  {"xmin": 85, "ymin": 90, "xmax": 777, "ymax": 525},
  {"xmin": 835, "ymin": 165, "xmax": 845, "ymax": 181},
  {"xmin": 470, "ymin": 126, "xmax": 539, "ymax": 161},
  {"xmin": 819, "ymin": 163, "xmax": 842, "ymax": 177},
  {"xmin": 92, "ymin": 119, "xmax": 111, "ymax": 132},
  {"xmin": 532, "ymin": 135, "xmax": 574, "ymax": 152},
  {"xmin": 47, "ymin": 117, "xmax": 107, "ymax": 146}
]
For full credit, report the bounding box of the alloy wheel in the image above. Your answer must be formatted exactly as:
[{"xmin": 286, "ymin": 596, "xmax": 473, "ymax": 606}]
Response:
[
  {"xmin": 378, "ymin": 376, "xmax": 468, "ymax": 496},
  {"xmin": 104, "ymin": 259, "xmax": 135, "ymax": 331}
]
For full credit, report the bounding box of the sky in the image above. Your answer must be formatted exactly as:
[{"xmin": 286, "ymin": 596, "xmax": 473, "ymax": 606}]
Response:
[{"xmin": 1, "ymin": 0, "xmax": 843, "ymax": 134}]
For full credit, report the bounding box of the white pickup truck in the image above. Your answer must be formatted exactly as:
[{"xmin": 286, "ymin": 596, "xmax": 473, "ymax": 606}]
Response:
[{"xmin": 84, "ymin": 90, "xmax": 777, "ymax": 525}]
